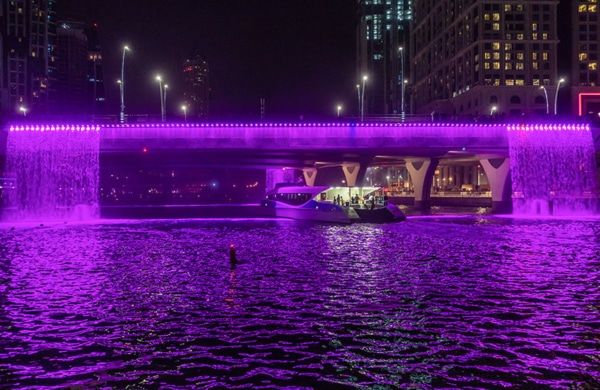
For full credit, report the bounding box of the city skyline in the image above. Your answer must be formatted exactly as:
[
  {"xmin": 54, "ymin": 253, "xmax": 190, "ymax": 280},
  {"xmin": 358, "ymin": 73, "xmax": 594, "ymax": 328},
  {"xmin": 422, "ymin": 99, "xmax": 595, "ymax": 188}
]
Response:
[{"xmin": 55, "ymin": 0, "xmax": 357, "ymax": 119}]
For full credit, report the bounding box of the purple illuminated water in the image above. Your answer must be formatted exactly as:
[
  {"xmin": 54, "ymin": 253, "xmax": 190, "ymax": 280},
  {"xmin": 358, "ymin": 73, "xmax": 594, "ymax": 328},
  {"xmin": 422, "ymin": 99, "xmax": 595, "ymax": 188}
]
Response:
[
  {"xmin": 0, "ymin": 218, "xmax": 598, "ymax": 388},
  {"xmin": 508, "ymin": 127, "xmax": 598, "ymax": 216},
  {"xmin": 3, "ymin": 129, "xmax": 100, "ymax": 221}
]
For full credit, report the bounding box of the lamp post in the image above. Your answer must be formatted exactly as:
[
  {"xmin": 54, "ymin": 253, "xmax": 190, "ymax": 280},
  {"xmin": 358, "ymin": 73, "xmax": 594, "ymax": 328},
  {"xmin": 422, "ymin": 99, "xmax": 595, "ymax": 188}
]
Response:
[
  {"xmin": 336, "ymin": 104, "xmax": 343, "ymax": 118},
  {"xmin": 163, "ymin": 84, "xmax": 169, "ymax": 122},
  {"xmin": 18, "ymin": 105, "xmax": 28, "ymax": 117},
  {"xmin": 181, "ymin": 104, "xmax": 188, "ymax": 122},
  {"xmin": 155, "ymin": 75, "xmax": 165, "ymax": 122},
  {"xmin": 399, "ymin": 46, "xmax": 405, "ymax": 115},
  {"xmin": 356, "ymin": 84, "xmax": 361, "ymax": 116},
  {"xmin": 361, "ymin": 75, "xmax": 368, "ymax": 122},
  {"xmin": 554, "ymin": 77, "xmax": 566, "ymax": 115},
  {"xmin": 120, "ymin": 45, "xmax": 130, "ymax": 123},
  {"xmin": 540, "ymin": 86, "xmax": 550, "ymax": 115},
  {"xmin": 490, "ymin": 105, "xmax": 498, "ymax": 116}
]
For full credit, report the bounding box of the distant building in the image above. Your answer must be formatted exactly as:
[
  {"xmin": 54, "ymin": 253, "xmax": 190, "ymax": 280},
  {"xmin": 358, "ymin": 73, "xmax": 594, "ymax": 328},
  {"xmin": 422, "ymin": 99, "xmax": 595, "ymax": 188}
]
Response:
[
  {"xmin": 183, "ymin": 54, "xmax": 210, "ymax": 119},
  {"xmin": 411, "ymin": 0, "xmax": 600, "ymax": 118},
  {"xmin": 54, "ymin": 21, "xmax": 105, "ymax": 116},
  {"xmin": 85, "ymin": 23, "xmax": 105, "ymax": 116},
  {"xmin": 357, "ymin": 0, "xmax": 413, "ymax": 116},
  {"xmin": 0, "ymin": 0, "xmax": 56, "ymax": 118},
  {"xmin": 559, "ymin": 0, "xmax": 600, "ymax": 117}
]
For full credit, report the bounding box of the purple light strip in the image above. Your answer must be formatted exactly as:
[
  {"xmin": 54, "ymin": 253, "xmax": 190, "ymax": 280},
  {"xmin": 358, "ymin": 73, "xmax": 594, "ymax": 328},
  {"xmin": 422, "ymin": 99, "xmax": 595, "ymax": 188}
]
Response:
[
  {"xmin": 507, "ymin": 124, "xmax": 590, "ymax": 132},
  {"xmin": 100, "ymin": 122, "xmax": 506, "ymax": 128},
  {"xmin": 8, "ymin": 125, "xmax": 101, "ymax": 132},
  {"xmin": 6, "ymin": 123, "xmax": 590, "ymax": 132}
]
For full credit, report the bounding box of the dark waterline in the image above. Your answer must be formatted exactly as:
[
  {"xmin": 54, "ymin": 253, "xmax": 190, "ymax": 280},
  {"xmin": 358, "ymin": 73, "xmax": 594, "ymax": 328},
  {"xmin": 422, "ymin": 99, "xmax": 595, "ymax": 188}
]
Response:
[{"xmin": 0, "ymin": 217, "xmax": 599, "ymax": 388}]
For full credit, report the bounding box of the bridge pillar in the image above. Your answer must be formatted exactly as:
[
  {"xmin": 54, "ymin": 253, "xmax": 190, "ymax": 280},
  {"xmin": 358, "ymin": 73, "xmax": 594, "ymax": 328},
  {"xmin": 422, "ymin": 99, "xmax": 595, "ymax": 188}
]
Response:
[
  {"xmin": 303, "ymin": 168, "xmax": 318, "ymax": 187},
  {"xmin": 406, "ymin": 158, "xmax": 439, "ymax": 209},
  {"xmin": 266, "ymin": 168, "xmax": 297, "ymax": 193},
  {"xmin": 341, "ymin": 163, "xmax": 361, "ymax": 187},
  {"xmin": 480, "ymin": 158, "xmax": 512, "ymax": 214}
]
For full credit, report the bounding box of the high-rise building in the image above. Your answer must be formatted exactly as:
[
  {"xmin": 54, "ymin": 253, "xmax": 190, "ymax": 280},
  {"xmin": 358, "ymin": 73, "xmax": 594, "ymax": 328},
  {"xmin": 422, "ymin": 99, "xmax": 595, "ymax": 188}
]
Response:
[
  {"xmin": 183, "ymin": 54, "xmax": 210, "ymax": 119},
  {"xmin": 54, "ymin": 21, "xmax": 105, "ymax": 116},
  {"xmin": 55, "ymin": 21, "xmax": 88, "ymax": 113},
  {"xmin": 411, "ymin": 0, "xmax": 560, "ymax": 118},
  {"xmin": 357, "ymin": 0, "xmax": 413, "ymax": 116},
  {"xmin": 0, "ymin": 0, "xmax": 56, "ymax": 117},
  {"xmin": 86, "ymin": 23, "xmax": 105, "ymax": 116},
  {"xmin": 558, "ymin": 0, "xmax": 600, "ymax": 117}
]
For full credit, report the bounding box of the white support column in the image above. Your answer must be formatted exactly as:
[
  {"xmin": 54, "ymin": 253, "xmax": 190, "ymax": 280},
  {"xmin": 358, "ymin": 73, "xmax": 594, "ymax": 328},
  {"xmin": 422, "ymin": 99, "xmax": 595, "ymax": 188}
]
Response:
[
  {"xmin": 406, "ymin": 158, "xmax": 439, "ymax": 209},
  {"xmin": 303, "ymin": 168, "xmax": 318, "ymax": 187},
  {"xmin": 480, "ymin": 158, "xmax": 512, "ymax": 213},
  {"xmin": 341, "ymin": 163, "xmax": 361, "ymax": 187}
]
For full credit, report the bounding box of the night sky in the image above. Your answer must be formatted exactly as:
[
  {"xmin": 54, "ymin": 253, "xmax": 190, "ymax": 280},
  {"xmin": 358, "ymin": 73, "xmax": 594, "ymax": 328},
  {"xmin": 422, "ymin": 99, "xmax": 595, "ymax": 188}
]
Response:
[{"xmin": 56, "ymin": 0, "xmax": 358, "ymax": 120}]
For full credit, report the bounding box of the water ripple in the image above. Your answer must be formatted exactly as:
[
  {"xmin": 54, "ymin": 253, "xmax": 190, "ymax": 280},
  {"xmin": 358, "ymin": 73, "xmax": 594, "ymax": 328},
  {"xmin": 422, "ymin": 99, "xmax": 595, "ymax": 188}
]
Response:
[{"xmin": 0, "ymin": 217, "xmax": 598, "ymax": 388}]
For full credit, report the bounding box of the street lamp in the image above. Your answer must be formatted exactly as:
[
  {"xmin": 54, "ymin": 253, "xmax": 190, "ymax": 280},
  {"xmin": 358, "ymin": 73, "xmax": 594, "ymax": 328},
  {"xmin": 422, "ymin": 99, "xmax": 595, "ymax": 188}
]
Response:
[
  {"xmin": 399, "ymin": 46, "xmax": 405, "ymax": 115},
  {"xmin": 336, "ymin": 104, "xmax": 343, "ymax": 118},
  {"xmin": 155, "ymin": 75, "xmax": 165, "ymax": 122},
  {"xmin": 490, "ymin": 105, "xmax": 498, "ymax": 116},
  {"xmin": 120, "ymin": 45, "xmax": 131, "ymax": 123},
  {"xmin": 540, "ymin": 86, "xmax": 550, "ymax": 115},
  {"xmin": 361, "ymin": 75, "xmax": 368, "ymax": 122},
  {"xmin": 554, "ymin": 77, "xmax": 566, "ymax": 115},
  {"xmin": 18, "ymin": 105, "xmax": 28, "ymax": 117},
  {"xmin": 164, "ymin": 84, "xmax": 169, "ymax": 122},
  {"xmin": 356, "ymin": 84, "xmax": 361, "ymax": 116},
  {"xmin": 181, "ymin": 104, "xmax": 188, "ymax": 122}
]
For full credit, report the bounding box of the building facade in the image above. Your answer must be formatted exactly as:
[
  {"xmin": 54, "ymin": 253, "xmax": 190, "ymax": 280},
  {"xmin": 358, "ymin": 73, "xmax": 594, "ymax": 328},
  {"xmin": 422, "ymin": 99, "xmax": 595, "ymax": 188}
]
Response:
[
  {"xmin": 357, "ymin": 0, "xmax": 413, "ymax": 116},
  {"xmin": 182, "ymin": 54, "xmax": 210, "ymax": 119},
  {"xmin": 54, "ymin": 21, "xmax": 105, "ymax": 116},
  {"xmin": 559, "ymin": 0, "xmax": 600, "ymax": 117},
  {"xmin": 411, "ymin": 0, "xmax": 560, "ymax": 118},
  {"xmin": 0, "ymin": 0, "xmax": 56, "ymax": 118}
]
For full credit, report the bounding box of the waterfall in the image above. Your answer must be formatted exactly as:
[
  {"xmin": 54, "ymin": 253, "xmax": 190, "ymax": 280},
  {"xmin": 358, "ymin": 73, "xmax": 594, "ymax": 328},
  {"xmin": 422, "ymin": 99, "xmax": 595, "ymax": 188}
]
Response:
[
  {"xmin": 508, "ymin": 124, "xmax": 598, "ymax": 216},
  {"xmin": 3, "ymin": 125, "xmax": 100, "ymax": 221}
]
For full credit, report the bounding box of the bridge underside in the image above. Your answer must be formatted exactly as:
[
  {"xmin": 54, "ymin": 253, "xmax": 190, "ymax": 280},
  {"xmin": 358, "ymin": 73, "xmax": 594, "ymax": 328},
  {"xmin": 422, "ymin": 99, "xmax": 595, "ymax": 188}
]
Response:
[{"xmin": 102, "ymin": 148, "xmax": 504, "ymax": 170}]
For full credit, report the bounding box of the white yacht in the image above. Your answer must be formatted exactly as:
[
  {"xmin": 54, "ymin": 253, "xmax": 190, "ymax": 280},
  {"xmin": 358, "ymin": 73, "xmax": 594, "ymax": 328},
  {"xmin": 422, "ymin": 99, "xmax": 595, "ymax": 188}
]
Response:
[
  {"xmin": 264, "ymin": 186, "xmax": 359, "ymax": 223},
  {"xmin": 264, "ymin": 186, "xmax": 406, "ymax": 224}
]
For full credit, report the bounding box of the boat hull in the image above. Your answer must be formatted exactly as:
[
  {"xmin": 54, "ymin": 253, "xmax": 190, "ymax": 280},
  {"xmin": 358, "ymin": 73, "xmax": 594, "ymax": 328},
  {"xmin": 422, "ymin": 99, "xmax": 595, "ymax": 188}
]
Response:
[{"xmin": 354, "ymin": 204, "xmax": 406, "ymax": 223}]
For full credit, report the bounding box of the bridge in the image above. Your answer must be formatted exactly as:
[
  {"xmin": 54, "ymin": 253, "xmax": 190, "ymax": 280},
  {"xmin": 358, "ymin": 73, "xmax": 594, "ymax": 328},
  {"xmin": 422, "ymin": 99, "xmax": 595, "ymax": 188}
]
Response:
[{"xmin": 3, "ymin": 122, "xmax": 597, "ymax": 213}]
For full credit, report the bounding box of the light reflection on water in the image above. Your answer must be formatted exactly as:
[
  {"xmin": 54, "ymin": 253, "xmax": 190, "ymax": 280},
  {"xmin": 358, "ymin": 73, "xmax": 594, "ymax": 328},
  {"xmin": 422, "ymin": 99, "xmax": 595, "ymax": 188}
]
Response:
[{"xmin": 0, "ymin": 218, "xmax": 599, "ymax": 388}]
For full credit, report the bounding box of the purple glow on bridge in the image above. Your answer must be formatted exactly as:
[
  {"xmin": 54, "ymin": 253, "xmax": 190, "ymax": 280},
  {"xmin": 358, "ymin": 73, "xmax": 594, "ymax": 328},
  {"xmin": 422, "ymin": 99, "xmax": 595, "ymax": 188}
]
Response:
[
  {"xmin": 8, "ymin": 125, "xmax": 101, "ymax": 132},
  {"xmin": 2, "ymin": 121, "xmax": 598, "ymax": 219},
  {"xmin": 4, "ymin": 127, "xmax": 100, "ymax": 221},
  {"xmin": 507, "ymin": 124, "xmax": 591, "ymax": 132},
  {"xmin": 508, "ymin": 124, "xmax": 598, "ymax": 216}
]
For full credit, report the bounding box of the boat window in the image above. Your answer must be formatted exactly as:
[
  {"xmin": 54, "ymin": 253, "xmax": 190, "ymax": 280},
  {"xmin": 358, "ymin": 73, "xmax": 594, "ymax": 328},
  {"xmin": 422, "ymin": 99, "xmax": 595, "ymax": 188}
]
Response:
[{"xmin": 268, "ymin": 193, "xmax": 313, "ymax": 206}]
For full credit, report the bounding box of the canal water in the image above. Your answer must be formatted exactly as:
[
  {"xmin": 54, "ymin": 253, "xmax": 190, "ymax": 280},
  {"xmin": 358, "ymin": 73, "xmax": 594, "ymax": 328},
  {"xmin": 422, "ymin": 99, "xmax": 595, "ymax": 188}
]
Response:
[{"xmin": 0, "ymin": 217, "xmax": 598, "ymax": 388}]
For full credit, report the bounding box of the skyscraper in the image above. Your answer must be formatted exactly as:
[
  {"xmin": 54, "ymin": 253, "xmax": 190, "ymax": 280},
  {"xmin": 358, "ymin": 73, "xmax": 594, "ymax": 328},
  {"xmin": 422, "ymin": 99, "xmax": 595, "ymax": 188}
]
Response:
[
  {"xmin": 54, "ymin": 21, "xmax": 105, "ymax": 116},
  {"xmin": 0, "ymin": 0, "xmax": 56, "ymax": 117},
  {"xmin": 411, "ymin": 0, "xmax": 561, "ymax": 118},
  {"xmin": 357, "ymin": 0, "xmax": 413, "ymax": 116},
  {"xmin": 55, "ymin": 21, "xmax": 88, "ymax": 113},
  {"xmin": 183, "ymin": 54, "xmax": 210, "ymax": 119},
  {"xmin": 558, "ymin": 0, "xmax": 600, "ymax": 117}
]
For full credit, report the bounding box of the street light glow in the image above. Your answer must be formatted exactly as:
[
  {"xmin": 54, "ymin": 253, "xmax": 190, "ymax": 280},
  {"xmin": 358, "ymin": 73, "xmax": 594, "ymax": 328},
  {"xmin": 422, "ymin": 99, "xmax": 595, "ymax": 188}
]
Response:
[
  {"xmin": 363, "ymin": 75, "xmax": 368, "ymax": 81},
  {"xmin": 155, "ymin": 75, "xmax": 162, "ymax": 82},
  {"xmin": 18, "ymin": 105, "xmax": 28, "ymax": 117}
]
